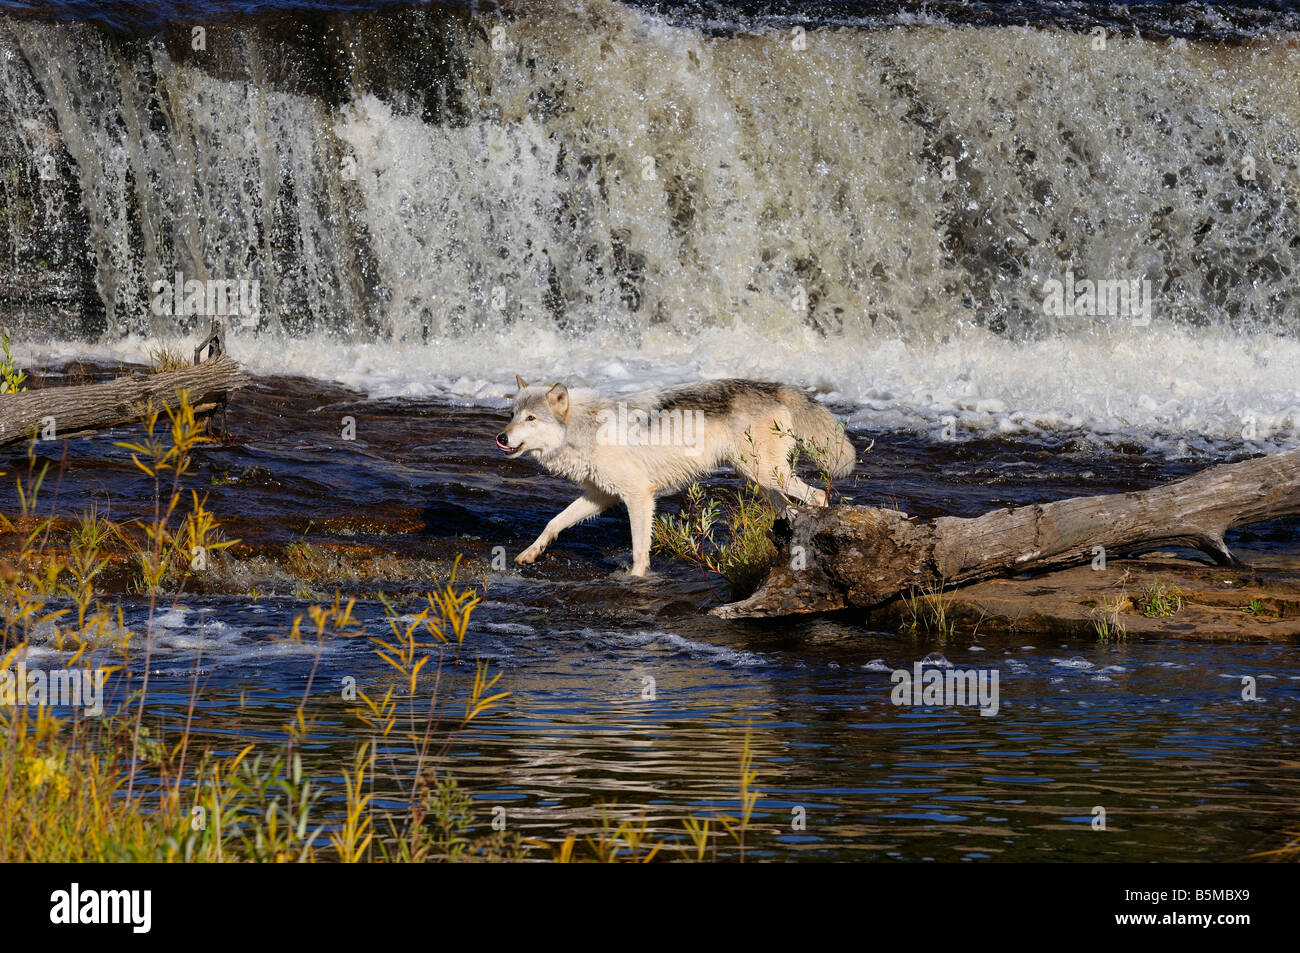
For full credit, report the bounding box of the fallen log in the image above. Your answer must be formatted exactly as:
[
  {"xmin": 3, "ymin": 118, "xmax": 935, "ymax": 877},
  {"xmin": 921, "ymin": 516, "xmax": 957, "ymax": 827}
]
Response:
[
  {"xmin": 859, "ymin": 555, "xmax": 1300, "ymax": 643},
  {"xmin": 0, "ymin": 354, "xmax": 248, "ymax": 448},
  {"xmin": 713, "ymin": 447, "xmax": 1300, "ymax": 619}
]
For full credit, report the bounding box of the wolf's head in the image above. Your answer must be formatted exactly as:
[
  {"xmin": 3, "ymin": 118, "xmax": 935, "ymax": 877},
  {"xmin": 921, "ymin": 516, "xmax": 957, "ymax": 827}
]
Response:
[{"xmin": 496, "ymin": 376, "xmax": 570, "ymax": 459}]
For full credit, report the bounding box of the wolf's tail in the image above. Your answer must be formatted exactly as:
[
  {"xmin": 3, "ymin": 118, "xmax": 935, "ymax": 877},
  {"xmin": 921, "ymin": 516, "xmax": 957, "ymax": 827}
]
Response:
[{"xmin": 789, "ymin": 393, "xmax": 856, "ymax": 478}]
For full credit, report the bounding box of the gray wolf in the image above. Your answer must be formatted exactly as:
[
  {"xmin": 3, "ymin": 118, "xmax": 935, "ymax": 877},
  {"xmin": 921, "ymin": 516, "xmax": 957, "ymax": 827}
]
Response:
[{"xmin": 496, "ymin": 377, "xmax": 855, "ymax": 576}]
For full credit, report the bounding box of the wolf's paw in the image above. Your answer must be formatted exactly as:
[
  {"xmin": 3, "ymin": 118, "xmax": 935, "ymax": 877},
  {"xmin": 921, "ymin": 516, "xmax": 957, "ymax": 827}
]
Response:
[{"xmin": 516, "ymin": 545, "xmax": 545, "ymax": 565}]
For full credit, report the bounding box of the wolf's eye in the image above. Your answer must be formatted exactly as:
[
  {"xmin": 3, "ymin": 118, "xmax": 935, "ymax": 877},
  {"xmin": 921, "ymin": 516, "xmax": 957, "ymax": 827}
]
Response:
[{"xmin": 526, "ymin": 415, "xmax": 536, "ymax": 422}]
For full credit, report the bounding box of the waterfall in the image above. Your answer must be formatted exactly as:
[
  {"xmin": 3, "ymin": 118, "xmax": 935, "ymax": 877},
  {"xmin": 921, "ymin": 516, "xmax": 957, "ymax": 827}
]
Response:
[{"xmin": 1, "ymin": 0, "xmax": 1298, "ymax": 446}]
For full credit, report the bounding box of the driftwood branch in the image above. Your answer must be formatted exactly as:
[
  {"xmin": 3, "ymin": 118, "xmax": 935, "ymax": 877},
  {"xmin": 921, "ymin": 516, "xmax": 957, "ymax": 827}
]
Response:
[
  {"xmin": 713, "ymin": 447, "xmax": 1300, "ymax": 619},
  {"xmin": 0, "ymin": 355, "xmax": 248, "ymax": 447}
]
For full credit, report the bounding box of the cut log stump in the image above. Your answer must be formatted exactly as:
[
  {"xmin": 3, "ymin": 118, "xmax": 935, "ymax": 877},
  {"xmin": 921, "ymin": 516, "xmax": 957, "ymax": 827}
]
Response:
[{"xmin": 713, "ymin": 447, "xmax": 1300, "ymax": 620}]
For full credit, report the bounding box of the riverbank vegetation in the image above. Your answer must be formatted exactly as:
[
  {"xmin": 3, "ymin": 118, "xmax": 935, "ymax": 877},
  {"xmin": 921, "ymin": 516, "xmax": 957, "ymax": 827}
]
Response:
[{"xmin": 0, "ymin": 392, "xmax": 763, "ymax": 861}]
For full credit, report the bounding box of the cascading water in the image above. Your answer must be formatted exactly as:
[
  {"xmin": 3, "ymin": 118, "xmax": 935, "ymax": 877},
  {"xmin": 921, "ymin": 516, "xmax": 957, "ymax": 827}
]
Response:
[{"xmin": 1, "ymin": 0, "xmax": 1298, "ymax": 446}]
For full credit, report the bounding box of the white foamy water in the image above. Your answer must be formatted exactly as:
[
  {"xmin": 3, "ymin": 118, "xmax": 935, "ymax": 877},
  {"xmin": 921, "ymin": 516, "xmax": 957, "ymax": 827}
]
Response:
[
  {"xmin": 25, "ymin": 320, "xmax": 1300, "ymax": 456},
  {"xmin": 595, "ymin": 628, "xmax": 770, "ymax": 667}
]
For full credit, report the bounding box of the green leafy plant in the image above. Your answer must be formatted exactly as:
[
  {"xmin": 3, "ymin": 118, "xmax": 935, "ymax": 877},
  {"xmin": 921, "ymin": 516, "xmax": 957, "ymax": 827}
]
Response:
[
  {"xmin": 1243, "ymin": 598, "xmax": 1274, "ymax": 618},
  {"xmin": 1138, "ymin": 580, "xmax": 1183, "ymax": 618},
  {"xmin": 1091, "ymin": 594, "xmax": 1128, "ymax": 643},
  {"xmin": 1, "ymin": 329, "xmax": 27, "ymax": 394},
  {"xmin": 902, "ymin": 584, "xmax": 956, "ymax": 639},
  {"xmin": 652, "ymin": 482, "xmax": 778, "ymax": 596}
]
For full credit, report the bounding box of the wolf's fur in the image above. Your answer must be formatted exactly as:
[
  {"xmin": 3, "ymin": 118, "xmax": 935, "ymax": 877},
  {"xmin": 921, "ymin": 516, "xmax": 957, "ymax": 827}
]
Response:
[{"xmin": 497, "ymin": 376, "xmax": 855, "ymax": 576}]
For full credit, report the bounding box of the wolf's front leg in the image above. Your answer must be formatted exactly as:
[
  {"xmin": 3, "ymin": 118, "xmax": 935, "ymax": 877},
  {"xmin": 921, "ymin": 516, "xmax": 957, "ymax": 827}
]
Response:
[
  {"xmin": 517, "ymin": 488, "xmax": 616, "ymax": 565},
  {"xmin": 625, "ymin": 490, "xmax": 656, "ymax": 576}
]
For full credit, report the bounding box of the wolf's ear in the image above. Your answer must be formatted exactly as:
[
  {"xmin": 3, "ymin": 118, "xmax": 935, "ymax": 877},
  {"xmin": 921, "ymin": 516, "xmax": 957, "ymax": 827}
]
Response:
[
  {"xmin": 546, "ymin": 382, "xmax": 569, "ymax": 420},
  {"xmin": 515, "ymin": 375, "xmax": 528, "ymax": 390}
]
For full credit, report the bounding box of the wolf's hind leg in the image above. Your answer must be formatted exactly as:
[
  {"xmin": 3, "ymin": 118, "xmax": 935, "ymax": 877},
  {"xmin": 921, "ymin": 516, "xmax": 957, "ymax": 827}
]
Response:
[
  {"xmin": 739, "ymin": 436, "xmax": 829, "ymax": 508},
  {"xmin": 779, "ymin": 473, "xmax": 828, "ymax": 507},
  {"xmin": 755, "ymin": 471, "xmax": 827, "ymax": 509},
  {"xmin": 517, "ymin": 487, "xmax": 617, "ymax": 565}
]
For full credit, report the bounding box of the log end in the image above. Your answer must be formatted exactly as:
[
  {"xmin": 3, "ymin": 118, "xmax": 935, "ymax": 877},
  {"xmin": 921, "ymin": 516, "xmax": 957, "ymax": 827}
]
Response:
[{"xmin": 711, "ymin": 504, "xmax": 929, "ymax": 619}]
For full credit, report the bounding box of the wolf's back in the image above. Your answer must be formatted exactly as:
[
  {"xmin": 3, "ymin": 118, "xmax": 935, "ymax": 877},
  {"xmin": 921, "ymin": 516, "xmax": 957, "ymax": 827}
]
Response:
[{"xmin": 787, "ymin": 391, "xmax": 856, "ymax": 478}]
